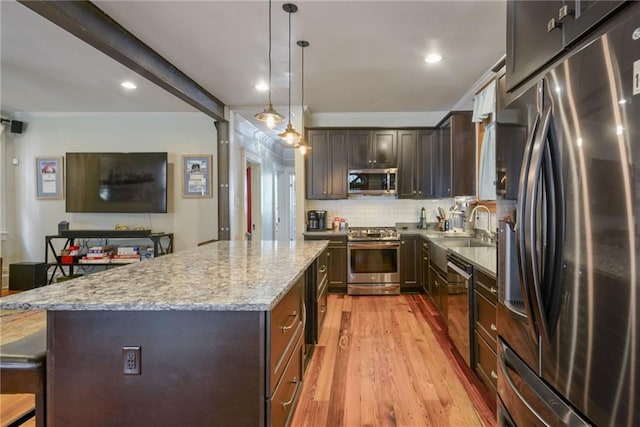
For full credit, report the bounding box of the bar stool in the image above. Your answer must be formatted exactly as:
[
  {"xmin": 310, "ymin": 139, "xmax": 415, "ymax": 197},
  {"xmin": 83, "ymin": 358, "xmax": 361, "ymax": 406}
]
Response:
[{"xmin": 0, "ymin": 327, "xmax": 46, "ymax": 427}]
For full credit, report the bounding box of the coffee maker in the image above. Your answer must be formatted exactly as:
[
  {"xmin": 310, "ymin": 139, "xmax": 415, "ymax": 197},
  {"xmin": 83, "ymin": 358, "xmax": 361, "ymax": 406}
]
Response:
[
  {"xmin": 307, "ymin": 211, "xmax": 319, "ymax": 230},
  {"xmin": 307, "ymin": 210, "xmax": 326, "ymax": 231}
]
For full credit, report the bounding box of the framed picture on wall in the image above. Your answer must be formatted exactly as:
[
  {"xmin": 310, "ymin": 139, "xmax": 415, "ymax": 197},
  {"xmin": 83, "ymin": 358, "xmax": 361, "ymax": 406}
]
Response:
[
  {"xmin": 182, "ymin": 155, "xmax": 212, "ymax": 198},
  {"xmin": 35, "ymin": 156, "xmax": 64, "ymax": 200}
]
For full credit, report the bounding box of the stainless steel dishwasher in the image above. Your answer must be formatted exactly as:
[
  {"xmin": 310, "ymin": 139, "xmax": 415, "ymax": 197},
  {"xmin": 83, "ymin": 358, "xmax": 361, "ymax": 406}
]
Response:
[{"xmin": 446, "ymin": 253, "xmax": 473, "ymax": 366}]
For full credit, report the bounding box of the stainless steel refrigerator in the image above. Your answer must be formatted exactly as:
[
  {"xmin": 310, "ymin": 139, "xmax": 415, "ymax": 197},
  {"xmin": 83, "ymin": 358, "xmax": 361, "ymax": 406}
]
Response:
[{"xmin": 496, "ymin": 5, "xmax": 640, "ymax": 426}]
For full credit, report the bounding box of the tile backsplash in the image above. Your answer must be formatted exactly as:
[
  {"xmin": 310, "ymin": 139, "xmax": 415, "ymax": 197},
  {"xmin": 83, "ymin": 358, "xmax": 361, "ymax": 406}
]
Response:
[
  {"xmin": 306, "ymin": 198, "xmax": 455, "ymax": 228},
  {"xmin": 307, "ymin": 197, "xmax": 498, "ymax": 233}
]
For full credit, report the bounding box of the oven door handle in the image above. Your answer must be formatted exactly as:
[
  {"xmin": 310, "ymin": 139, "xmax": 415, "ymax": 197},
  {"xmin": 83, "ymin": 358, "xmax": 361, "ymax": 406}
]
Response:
[
  {"xmin": 348, "ymin": 241, "xmax": 400, "ymax": 249},
  {"xmin": 447, "ymin": 261, "xmax": 472, "ymax": 281}
]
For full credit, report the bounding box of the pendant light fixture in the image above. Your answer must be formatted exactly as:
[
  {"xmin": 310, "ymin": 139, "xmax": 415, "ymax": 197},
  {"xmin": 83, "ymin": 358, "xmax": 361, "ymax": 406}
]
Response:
[
  {"xmin": 279, "ymin": 3, "xmax": 301, "ymax": 145},
  {"xmin": 255, "ymin": 0, "xmax": 285, "ymax": 129},
  {"xmin": 294, "ymin": 40, "xmax": 311, "ymax": 155}
]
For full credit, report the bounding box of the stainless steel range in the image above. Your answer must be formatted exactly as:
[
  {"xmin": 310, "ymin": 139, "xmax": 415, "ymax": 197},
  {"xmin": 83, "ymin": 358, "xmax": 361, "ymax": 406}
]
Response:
[{"xmin": 347, "ymin": 227, "xmax": 400, "ymax": 295}]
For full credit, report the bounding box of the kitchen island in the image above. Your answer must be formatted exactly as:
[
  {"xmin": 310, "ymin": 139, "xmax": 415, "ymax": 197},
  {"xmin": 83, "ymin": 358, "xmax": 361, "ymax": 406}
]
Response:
[{"xmin": 0, "ymin": 240, "xmax": 328, "ymax": 426}]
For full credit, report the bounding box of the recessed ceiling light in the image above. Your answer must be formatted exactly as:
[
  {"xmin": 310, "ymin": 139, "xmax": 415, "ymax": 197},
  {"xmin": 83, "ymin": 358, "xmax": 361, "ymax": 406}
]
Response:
[
  {"xmin": 121, "ymin": 81, "xmax": 137, "ymax": 90},
  {"xmin": 425, "ymin": 53, "xmax": 442, "ymax": 64},
  {"xmin": 255, "ymin": 82, "xmax": 269, "ymax": 91}
]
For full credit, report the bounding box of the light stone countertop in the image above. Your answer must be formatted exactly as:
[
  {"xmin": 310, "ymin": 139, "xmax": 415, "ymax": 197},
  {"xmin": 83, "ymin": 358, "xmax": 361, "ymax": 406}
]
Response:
[
  {"xmin": 0, "ymin": 240, "xmax": 329, "ymax": 312},
  {"xmin": 447, "ymin": 246, "xmax": 497, "ymax": 277}
]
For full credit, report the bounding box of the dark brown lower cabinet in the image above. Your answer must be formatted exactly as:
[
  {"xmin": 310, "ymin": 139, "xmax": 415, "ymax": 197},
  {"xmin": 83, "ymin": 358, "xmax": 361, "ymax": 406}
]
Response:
[
  {"xmin": 473, "ymin": 269, "xmax": 498, "ymax": 404},
  {"xmin": 304, "ymin": 234, "xmax": 347, "ymax": 293},
  {"xmin": 46, "ymin": 280, "xmax": 305, "ymax": 426},
  {"xmin": 420, "ymin": 238, "xmax": 430, "ymax": 294},
  {"xmin": 400, "ymin": 234, "xmax": 421, "ymax": 293}
]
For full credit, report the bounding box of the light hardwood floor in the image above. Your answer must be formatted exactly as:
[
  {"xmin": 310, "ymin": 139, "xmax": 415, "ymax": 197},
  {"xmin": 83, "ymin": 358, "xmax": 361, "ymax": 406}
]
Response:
[
  {"xmin": 291, "ymin": 294, "xmax": 496, "ymax": 427},
  {"xmin": 0, "ymin": 293, "xmax": 496, "ymax": 426}
]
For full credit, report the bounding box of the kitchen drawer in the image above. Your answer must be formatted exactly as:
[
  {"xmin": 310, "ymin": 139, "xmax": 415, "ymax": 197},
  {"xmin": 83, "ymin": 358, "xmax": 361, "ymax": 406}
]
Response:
[
  {"xmin": 474, "ymin": 331, "xmax": 498, "ymax": 393},
  {"xmin": 475, "ymin": 289, "xmax": 497, "ymax": 345},
  {"xmin": 475, "ymin": 269, "xmax": 497, "ymax": 304},
  {"xmin": 317, "ymin": 277, "xmax": 328, "ymax": 335},
  {"xmin": 270, "ymin": 334, "xmax": 303, "ymax": 427},
  {"xmin": 270, "ymin": 277, "xmax": 304, "ymax": 392},
  {"xmin": 316, "ymin": 248, "xmax": 329, "ymax": 288}
]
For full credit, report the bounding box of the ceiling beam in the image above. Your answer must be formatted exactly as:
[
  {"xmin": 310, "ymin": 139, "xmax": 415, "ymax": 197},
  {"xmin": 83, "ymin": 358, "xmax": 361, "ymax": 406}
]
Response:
[{"xmin": 18, "ymin": 0, "xmax": 226, "ymax": 122}]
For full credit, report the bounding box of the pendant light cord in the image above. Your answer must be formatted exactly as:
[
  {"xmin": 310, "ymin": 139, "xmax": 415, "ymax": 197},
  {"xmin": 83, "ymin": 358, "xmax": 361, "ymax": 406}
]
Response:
[
  {"xmin": 268, "ymin": 0, "xmax": 273, "ymax": 106},
  {"xmin": 287, "ymin": 9, "xmax": 292, "ymax": 123},
  {"xmin": 301, "ymin": 44, "xmax": 304, "ymax": 132}
]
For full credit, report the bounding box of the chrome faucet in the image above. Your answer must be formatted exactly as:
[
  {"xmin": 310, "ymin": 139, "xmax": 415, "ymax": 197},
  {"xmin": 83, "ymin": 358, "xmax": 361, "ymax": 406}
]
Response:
[{"xmin": 468, "ymin": 205, "xmax": 495, "ymax": 241}]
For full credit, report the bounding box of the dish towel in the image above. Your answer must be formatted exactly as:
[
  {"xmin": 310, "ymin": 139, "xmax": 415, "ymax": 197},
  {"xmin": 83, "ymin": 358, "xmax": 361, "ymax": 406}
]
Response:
[
  {"xmin": 479, "ymin": 121, "xmax": 496, "ymax": 200},
  {"xmin": 472, "ymin": 80, "xmax": 496, "ymax": 123}
]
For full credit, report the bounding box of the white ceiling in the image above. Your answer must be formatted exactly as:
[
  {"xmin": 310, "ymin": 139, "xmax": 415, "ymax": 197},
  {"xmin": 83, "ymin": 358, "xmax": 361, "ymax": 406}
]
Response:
[{"xmin": 1, "ymin": 0, "xmax": 506, "ymax": 124}]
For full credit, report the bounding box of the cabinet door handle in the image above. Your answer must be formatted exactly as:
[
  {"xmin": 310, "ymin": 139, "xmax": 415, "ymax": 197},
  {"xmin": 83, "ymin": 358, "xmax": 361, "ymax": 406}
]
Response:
[
  {"xmin": 423, "ymin": 257, "xmax": 427, "ymax": 261},
  {"xmin": 490, "ymin": 287, "xmax": 497, "ymax": 295},
  {"xmin": 401, "ymin": 241, "xmax": 405, "ymax": 245},
  {"xmin": 280, "ymin": 376, "xmax": 301, "ymax": 409},
  {"xmin": 491, "ymin": 323, "xmax": 498, "ymax": 331},
  {"xmin": 547, "ymin": 17, "xmax": 561, "ymax": 32},
  {"xmin": 319, "ymin": 265, "xmax": 327, "ymax": 273},
  {"xmin": 558, "ymin": 5, "xmax": 573, "ymax": 21},
  {"xmin": 319, "ymin": 305, "xmax": 327, "ymax": 314},
  {"xmin": 373, "ymin": 160, "xmax": 377, "ymax": 164},
  {"xmin": 280, "ymin": 311, "xmax": 299, "ymax": 332},
  {"xmin": 491, "ymin": 371, "xmax": 498, "ymax": 380}
]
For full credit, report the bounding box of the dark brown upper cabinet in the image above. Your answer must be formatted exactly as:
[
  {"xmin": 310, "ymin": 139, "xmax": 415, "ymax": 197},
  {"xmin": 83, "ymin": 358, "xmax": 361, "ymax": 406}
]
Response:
[
  {"xmin": 306, "ymin": 129, "xmax": 348, "ymax": 200},
  {"xmin": 436, "ymin": 112, "xmax": 475, "ymax": 198},
  {"xmin": 506, "ymin": 0, "xmax": 628, "ymax": 92},
  {"xmin": 348, "ymin": 130, "xmax": 397, "ymax": 169},
  {"xmin": 398, "ymin": 129, "xmax": 436, "ymax": 199}
]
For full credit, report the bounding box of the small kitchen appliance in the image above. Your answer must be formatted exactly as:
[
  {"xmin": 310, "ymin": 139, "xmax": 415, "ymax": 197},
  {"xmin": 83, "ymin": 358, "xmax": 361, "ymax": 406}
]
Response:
[{"xmin": 307, "ymin": 211, "xmax": 319, "ymax": 230}]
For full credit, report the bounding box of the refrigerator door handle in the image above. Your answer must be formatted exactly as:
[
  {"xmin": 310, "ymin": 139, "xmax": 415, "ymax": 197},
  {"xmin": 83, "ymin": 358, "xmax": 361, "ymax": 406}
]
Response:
[
  {"xmin": 540, "ymin": 106, "xmax": 565, "ymax": 342},
  {"xmin": 527, "ymin": 106, "xmax": 565, "ymax": 344},
  {"xmin": 515, "ymin": 111, "xmax": 541, "ymax": 342},
  {"xmin": 499, "ymin": 341, "xmax": 590, "ymax": 426}
]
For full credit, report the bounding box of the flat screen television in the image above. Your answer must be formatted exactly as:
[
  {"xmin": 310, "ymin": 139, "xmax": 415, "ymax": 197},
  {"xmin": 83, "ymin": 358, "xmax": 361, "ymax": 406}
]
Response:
[{"xmin": 66, "ymin": 152, "xmax": 168, "ymax": 213}]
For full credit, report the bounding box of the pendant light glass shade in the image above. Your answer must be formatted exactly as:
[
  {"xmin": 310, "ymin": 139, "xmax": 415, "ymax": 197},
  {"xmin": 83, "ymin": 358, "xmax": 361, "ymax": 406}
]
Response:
[
  {"xmin": 294, "ymin": 40, "xmax": 311, "ymax": 154},
  {"xmin": 280, "ymin": 3, "xmax": 300, "ymax": 145},
  {"xmin": 255, "ymin": 104, "xmax": 284, "ymax": 129},
  {"xmin": 255, "ymin": 0, "xmax": 284, "ymax": 128},
  {"xmin": 279, "ymin": 122, "xmax": 301, "ymax": 145}
]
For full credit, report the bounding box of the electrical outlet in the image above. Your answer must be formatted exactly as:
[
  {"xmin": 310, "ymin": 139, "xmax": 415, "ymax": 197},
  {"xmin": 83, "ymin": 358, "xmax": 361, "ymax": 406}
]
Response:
[{"xmin": 123, "ymin": 346, "xmax": 141, "ymax": 375}]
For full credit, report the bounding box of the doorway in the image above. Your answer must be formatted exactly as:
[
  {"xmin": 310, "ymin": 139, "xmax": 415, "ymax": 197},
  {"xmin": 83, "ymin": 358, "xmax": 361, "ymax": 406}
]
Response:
[
  {"xmin": 274, "ymin": 169, "xmax": 296, "ymax": 241},
  {"xmin": 245, "ymin": 161, "xmax": 262, "ymax": 240}
]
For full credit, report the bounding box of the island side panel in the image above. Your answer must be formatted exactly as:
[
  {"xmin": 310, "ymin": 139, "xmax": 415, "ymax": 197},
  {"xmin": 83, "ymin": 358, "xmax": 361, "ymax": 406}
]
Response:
[{"xmin": 47, "ymin": 310, "xmax": 265, "ymax": 426}]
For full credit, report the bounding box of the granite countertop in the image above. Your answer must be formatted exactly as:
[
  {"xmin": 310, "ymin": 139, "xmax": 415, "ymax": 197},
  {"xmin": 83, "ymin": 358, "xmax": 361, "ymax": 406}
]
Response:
[
  {"xmin": 0, "ymin": 240, "xmax": 328, "ymax": 312},
  {"xmin": 447, "ymin": 247, "xmax": 497, "ymax": 277}
]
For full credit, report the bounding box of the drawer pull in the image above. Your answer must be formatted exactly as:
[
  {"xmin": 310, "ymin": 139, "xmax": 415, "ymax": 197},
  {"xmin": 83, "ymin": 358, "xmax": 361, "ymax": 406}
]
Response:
[
  {"xmin": 490, "ymin": 287, "xmax": 497, "ymax": 295},
  {"xmin": 491, "ymin": 323, "xmax": 498, "ymax": 331},
  {"xmin": 319, "ymin": 265, "xmax": 328, "ymax": 274},
  {"xmin": 281, "ymin": 377, "xmax": 301, "ymax": 409},
  {"xmin": 491, "ymin": 370, "xmax": 498, "ymax": 380},
  {"xmin": 281, "ymin": 311, "xmax": 299, "ymax": 332}
]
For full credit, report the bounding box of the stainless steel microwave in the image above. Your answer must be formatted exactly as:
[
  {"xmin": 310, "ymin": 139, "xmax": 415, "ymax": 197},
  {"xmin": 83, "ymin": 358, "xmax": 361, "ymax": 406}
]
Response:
[{"xmin": 348, "ymin": 168, "xmax": 397, "ymax": 195}]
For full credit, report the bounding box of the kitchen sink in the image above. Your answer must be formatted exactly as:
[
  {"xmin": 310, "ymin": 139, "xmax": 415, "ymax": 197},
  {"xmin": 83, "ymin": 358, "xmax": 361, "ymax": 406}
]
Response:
[{"xmin": 439, "ymin": 238, "xmax": 494, "ymax": 248}]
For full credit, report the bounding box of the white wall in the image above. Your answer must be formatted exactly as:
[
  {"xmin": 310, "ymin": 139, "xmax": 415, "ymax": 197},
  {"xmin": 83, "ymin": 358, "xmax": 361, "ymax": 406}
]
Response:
[{"xmin": 5, "ymin": 112, "xmax": 218, "ymax": 264}]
